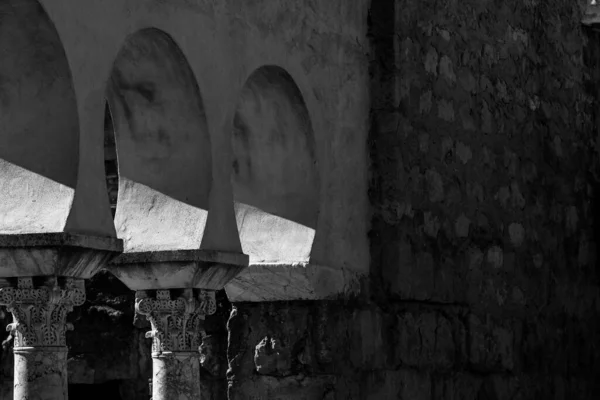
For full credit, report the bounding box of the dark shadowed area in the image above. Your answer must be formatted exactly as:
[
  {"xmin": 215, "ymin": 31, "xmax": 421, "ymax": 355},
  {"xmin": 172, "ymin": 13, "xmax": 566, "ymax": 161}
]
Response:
[
  {"xmin": 232, "ymin": 66, "xmax": 319, "ymax": 229},
  {"xmin": 107, "ymin": 27, "xmax": 211, "ymax": 208},
  {"xmin": 0, "ymin": 0, "xmax": 79, "ymax": 187}
]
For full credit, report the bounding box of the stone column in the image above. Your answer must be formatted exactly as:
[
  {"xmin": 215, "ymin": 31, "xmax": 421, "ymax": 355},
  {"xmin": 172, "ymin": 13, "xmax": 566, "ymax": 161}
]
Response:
[
  {"xmin": 0, "ymin": 277, "xmax": 86, "ymax": 400},
  {"xmin": 136, "ymin": 288, "xmax": 217, "ymax": 400}
]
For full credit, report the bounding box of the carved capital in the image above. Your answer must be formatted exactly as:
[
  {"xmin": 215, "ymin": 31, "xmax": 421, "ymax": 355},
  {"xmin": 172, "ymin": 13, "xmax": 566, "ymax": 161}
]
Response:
[
  {"xmin": 0, "ymin": 277, "xmax": 86, "ymax": 347},
  {"xmin": 135, "ymin": 289, "xmax": 217, "ymax": 354}
]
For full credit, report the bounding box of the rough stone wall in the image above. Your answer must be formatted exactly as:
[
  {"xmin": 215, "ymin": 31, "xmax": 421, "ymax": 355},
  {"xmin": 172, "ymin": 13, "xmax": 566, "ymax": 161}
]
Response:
[
  {"xmin": 227, "ymin": 0, "xmax": 600, "ymax": 399},
  {"xmin": 370, "ymin": 0, "xmax": 600, "ymax": 396}
]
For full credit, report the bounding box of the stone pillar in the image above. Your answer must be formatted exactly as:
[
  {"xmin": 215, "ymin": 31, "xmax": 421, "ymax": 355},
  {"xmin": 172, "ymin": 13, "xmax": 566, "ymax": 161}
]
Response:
[
  {"xmin": 0, "ymin": 277, "xmax": 86, "ymax": 400},
  {"xmin": 136, "ymin": 288, "xmax": 217, "ymax": 400}
]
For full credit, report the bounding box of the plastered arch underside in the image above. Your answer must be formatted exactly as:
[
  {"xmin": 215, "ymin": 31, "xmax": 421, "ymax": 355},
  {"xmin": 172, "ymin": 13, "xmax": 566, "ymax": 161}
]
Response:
[
  {"xmin": 0, "ymin": 0, "xmax": 79, "ymax": 234},
  {"xmin": 106, "ymin": 28, "xmax": 214, "ymax": 253},
  {"xmin": 232, "ymin": 65, "xmax": 320, "ymax": 265}
]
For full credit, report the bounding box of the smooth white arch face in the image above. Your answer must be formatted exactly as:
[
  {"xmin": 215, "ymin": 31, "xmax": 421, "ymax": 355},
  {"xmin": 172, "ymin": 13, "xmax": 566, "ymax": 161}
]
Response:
[
  {"xmin": 232, "ymin": 66, "xmax": 319, "ymax": 265},
  {"xmin": 107, "ymin": 28, "xmax": 212, "ymax": 252},
  {"xmin": 0, "ymin": 0, "xmax": 79, "ymax": 234}
]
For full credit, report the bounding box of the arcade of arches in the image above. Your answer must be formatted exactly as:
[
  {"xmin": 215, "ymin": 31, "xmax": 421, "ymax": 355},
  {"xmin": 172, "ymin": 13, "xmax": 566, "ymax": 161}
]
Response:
[{"xmin": 1, "ymin": 0, "xmax": 600, "ymax": 399}]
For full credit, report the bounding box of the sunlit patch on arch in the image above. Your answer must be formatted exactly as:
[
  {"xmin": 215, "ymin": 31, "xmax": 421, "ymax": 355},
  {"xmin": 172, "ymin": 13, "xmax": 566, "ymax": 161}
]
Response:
[
  {"xmin": 232, "ymin": 65, "xmax": 319, "ymax": 264},
  {"xmin": 106, "ymin": 28, "xmax": 212, "ymax": 252},
  {"xmin": 0, "ymin": 0, "xmax": 79, "ymax": 234}
]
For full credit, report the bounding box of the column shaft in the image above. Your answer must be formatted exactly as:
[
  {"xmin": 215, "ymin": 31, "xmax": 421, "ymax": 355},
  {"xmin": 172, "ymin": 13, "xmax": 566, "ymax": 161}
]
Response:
[
  {"xmin": 13, "ymin": 347, "xmax": 68, "ymax": 400},
  {"xmin": 152, "ymin": 352, "xmax": 201, "ymax": 400}
]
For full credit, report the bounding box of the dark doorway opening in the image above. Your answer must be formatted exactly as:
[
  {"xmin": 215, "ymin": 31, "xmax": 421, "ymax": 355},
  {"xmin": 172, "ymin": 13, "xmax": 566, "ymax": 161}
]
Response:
[
  {"xmin": 69, "ymin": 381, "xmax": 123, "ymax": 400},
  {"xmin": 104, "ymin": 102, "xmax": 119, "ymax": 219}
]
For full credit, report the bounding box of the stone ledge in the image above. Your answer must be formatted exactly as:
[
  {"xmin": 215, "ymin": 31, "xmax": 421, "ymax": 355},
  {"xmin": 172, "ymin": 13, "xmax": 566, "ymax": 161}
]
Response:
[
  {"xmin": 110, "ymin": 249, "xmax": 247, "ymax": 266},
  {"xmin": 224, "ymin": 263, "xmax": 364, "ymax": 302},
  {"xmin": 0, "ymin": 233, "xmax": 123, "ymax": 279},
  {"xmin": 108, "ymin": 250, "xmax": 248, "ymax": 291},
  {"xmin": 0, "ymin": 232, "xmax": 123, "ymax": 252}
]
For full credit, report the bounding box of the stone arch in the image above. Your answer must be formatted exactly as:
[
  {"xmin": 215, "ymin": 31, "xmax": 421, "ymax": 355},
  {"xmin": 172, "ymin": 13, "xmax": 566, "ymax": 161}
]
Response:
[
  {"xmin": 106, "ymin": 28, "xmax": 212, "ymax": 252},
  {"xmin": 0, "ymin": 0, "xmax": 80, "ymax": 234},
  {"xmin": 232, "ymin": 65, "xmax": 320, "ymax": 264}
]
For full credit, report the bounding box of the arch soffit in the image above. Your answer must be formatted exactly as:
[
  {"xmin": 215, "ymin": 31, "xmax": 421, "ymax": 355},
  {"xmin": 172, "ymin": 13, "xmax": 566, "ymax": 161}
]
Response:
[
  {"xmin": 105, "ymin": 24, "xmax": 212, "ymax": 96},
  {"xmin": 224, "ymin": 60, "xmax": 360, "ymax": 302},
  {"xmin": 105, "ymin": 25, "xmax": 221, "ymax": 253},
  {"xmin": 8, "ymin": 0, "xmax": 82, "ymax": 177},
  {"xmin": 232, "ymin": 62, "xmax": 322, "ymax": 208},
  {"xmin": 0, "ymin": 0, "xmax": 82, "ymax": 234},
  {"xmin": 110, "ymin": 19, "xmax": 220, "ymax": 130},
  {"xmin": 233, "ymin": 61, "xmax": 325, "ymax": 151},
  {"xmin": 105, "ymin": 25, "xmax": 213, "ymax": 193}
]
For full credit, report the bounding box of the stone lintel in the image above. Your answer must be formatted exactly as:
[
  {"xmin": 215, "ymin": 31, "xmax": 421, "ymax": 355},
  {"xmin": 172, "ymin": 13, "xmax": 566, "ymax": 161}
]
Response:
[
  {"xmin": 108, "ymin": 249, "xmax": 248, "ymax": 291},
  {"xmin": 224, "ymin": 263, "xmax": 364, "ymax": 302},
  {"xmin": 111, "ymin": 249, "xmax": 248, "ymax": 265},
  {"xmin": 0, "ymin": 233, "xmax": 123, "ymax": 279},
  {"xmin": 0, "ymin": 232, "xmax": 122, "ymax": 251}
]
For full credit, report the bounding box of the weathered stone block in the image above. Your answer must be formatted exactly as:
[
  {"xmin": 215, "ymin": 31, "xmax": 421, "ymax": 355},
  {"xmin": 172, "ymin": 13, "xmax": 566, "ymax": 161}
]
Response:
[
  {"xmin": 350, "ymin": 309, "xmax": 387, "ymax": 370},
  {"xmin": 228, "ymin": 375, "xmax": 335, "ymax": 400},
  {"xmin": 383, "ymin": 239, "xmax": 436, "ymax": 301},
  {"xmin": 432, "ymin": 373, "xmax": 482, "ymax": 400},
  {"xmin": 395, "ymin": 310, "xmax": 460, "ymax": 370},
  {"xmin": 468, "ymin": 314, "xmax": 514, "ymax": 372},
  {"xmin": 364, "ymin": 370, "xmax": 430, "ymax": 400}
]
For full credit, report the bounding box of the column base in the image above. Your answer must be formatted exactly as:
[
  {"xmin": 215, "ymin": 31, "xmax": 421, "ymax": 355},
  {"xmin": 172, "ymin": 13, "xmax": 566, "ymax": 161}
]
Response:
[
  {"xmin": 152, "ymin": 352, "xmax": 201, "ymax": 400},
  {"xmin": 13, "ymin": 346, "xmax": 68, "ymax": 400}
]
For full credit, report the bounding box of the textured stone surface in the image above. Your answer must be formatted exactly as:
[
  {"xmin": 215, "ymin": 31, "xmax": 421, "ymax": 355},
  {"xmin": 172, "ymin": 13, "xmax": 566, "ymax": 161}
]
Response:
[
  {"xmin": 152, "ymin": 353, "xmax": 201, "ymax": 400},
  {"xmin": 225, "ymin": 263, "xmax": 362, "ymax": 302},
  {"xmin": 0, "ymin": 233, "xmax": 122, "ymax": 279},
  {"xmin": 109, "ymin": 250, "xmax": 247, "ymax": 291},
  {"xmin": 225, "ymin": 0, "xmax": 600, "ymax": 398}
]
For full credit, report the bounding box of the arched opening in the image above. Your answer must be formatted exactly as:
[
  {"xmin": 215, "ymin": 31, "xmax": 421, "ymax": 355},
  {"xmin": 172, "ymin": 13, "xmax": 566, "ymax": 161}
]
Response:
[
  {"xmin": 0, "ymin": 0, "xmax": 79, "ymax": 233},
  {"xmin": 232, "ymin": 66, "xmax": 319, "ymax": 264},
  {"xmin": 104, "ymin": 103, "xmax": 118, "ymax": 219},
  {"xmin": 106, "ymin": 28, "xmax": 212, "ymax": 252}
]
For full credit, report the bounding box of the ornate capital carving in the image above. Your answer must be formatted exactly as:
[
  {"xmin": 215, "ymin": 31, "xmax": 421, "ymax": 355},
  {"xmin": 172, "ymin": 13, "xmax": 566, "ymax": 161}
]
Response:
[
  {"xmin": 135, "ymin": 289, "xmax": 217, "ymax": 354},
  {"xmin": 0, "ymin": 277, "xmax": 86, "ymax": 347}
]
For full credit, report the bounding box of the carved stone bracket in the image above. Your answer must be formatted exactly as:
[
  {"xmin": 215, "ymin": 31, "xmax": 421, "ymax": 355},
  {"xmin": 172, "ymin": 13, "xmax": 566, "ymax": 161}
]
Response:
[
  {"xmin": 0, "ymin": 277, "xmax": 86, "ymax": 347},
  {"xmin": 135, "ymin": 289, "xmax": 217, "ymax": 355}
]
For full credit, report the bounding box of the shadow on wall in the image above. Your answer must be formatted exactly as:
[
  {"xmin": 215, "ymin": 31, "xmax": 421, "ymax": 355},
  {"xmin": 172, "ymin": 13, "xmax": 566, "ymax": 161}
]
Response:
[
  {"xmin": 0, "ymin": 0, "xmax": 79, "ymax": 234},
  {"xmin": 105, "ymin": 28, "xmax": 212, "ymax": 252},
  {"xmin": 232, "ymin": 66, "xmax": 320, "ymax": 265}
]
